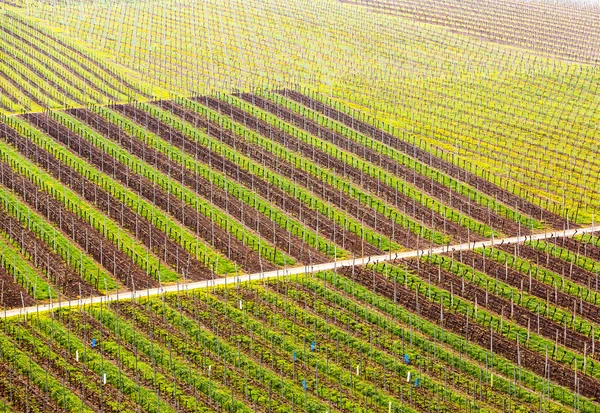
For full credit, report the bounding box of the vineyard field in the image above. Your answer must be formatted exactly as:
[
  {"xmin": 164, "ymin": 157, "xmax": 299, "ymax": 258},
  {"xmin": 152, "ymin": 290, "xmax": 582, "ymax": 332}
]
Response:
[
  {"xmin": 17, "ymin": 0, "xmax": 600, "ymax": 221},
  {"xmin": 0, "ymin": 0, "xmax": 599, "ymax": 410},
  {"xmin": 1, "ymin": 228, "xmax": 600, "ymax": 412},
  {"xmin": 0, "ymin": 89, "xmax": 573, "ymax": 307}
]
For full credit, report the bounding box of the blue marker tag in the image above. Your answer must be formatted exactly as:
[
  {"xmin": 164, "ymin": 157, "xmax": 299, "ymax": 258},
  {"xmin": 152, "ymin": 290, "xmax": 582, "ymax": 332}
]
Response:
[
  {"xmin": 91, "ymin": 338, "xmax": 97, "ymax": 348},
  {"xmin": 310, "ymin": 342, "xmax": 315, "ymax": 352},
  {"xmin": 293, "ymin": 352, "xmax": 297, "ymax": 361},
  {"xmin": 414, "ymin": 378, "xmax": 419, "ymax": 387},
  {"xmin": 404, "ymin": 354, "xmax": 410, "ymax": 364},
  {"xmin": 302, "ymin": 379, "xmax": 307, "ymax": 391}
]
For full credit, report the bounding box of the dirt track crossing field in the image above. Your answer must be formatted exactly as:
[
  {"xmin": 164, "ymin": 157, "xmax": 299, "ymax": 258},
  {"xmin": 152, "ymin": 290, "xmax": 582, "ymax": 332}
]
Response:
[{"xmin": 3, "ymin": 225, "xmax": 593, "ymax": 319}]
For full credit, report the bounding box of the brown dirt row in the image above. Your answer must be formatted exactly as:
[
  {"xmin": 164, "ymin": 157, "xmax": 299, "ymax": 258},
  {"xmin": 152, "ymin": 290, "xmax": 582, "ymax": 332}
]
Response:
[
  {"xmin": 0, "ymin": 158, "xmax": 138, "ymax": 293},
  {"xmin": 259, "ymin": 281, "xmax": 499, "ymax": 410},
  {"xmin": 457, "ymin": 249, "xmax": 600, "ymax": 329},
  {"xmin": 0, "ymin": 264, "xmax": 35, "ymax": 308},
  {"xmin": 279, "ymin": 90, "xmax": 570, "ymax": 229},
  {"xmin": 239, "ymin": 93, "xmax": 517, "ymax": 238},
  {"xmin": 213, "ymin": 286, "xmax": 446, "ymax": 411},
  {"xmin": 165, "ymin": 98, "xmax": 420, "ymax": 251},
  {"xmin": 196, "ymin": 95, "xmax": 450, "ymax": 246},
  {"xmin": 20, "ymin": 112, "xmax": 230, "ymax": 278},
  {"xmin": 546, "ymin": 235, "xmax": 600, "ymax": 263},
  {"xmin": 113, "ymin": 101, "xmax": 372, "ymax": 257},
  {"xmin": 0, "ymin": 210, "xmax": 84, "ymax": 298},
  {"xmin": 338, "ymin": 265, "xmax": 600, "ymax": 400},
  {"xmin": 0, "ymin": 68, "xmax": 46, "ymax": 108},
  {"xmin": 0, "ymin": 26, "xmax": 121, "ymax": 102},
  {"xmin": 504, "ymin": 243, "xmax": 600, "ymax": 294},
  {"xmin": 70, "ymin": 107, "xmax": 323, "ymax": 267},
  {"xmin": 0, "ymin": 125, "xmax": 102, "ymax": 297},
  {"xmin": 181, "ymin": 290, "xmax": 404, "ymax": 412},
  {"xmin": 0, "ymin": 101, "xmax": 12, "ymax": 112},
  {"xmin": 66, "ymin": 106, "xmax": 298, "ymax": 269},
  {"xmin": 401, "ymin": 258, "xmax": 593, "ymax": 358},
  {"xmin": 0, "ymin": 84, "xmax": 19, "ymax": 109},
  {"xmin": 199, "ymin": 95, "xmax": 468, "ymax": 246},
  {"xmin": 111, "ymin": 301, "xmax": 283, "ymax": 412},
  {"xmin": 0, "ymin": 0, "xmax": 23, "ymax": 7},
  {"xmin": 260, "ymin": 93, "xmax": 529, "ymax": 237},
  {"xmin": 78, "ymin": 310, "xmax": 221, "ymax": 411}
]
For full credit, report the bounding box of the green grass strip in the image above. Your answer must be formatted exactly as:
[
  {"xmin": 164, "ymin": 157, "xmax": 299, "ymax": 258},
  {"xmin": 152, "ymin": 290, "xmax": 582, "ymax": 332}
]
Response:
[
  {"xmin": 0, "ymin": 399, "xmax": 12, "ymax": 413},
  {"xmin": 28, "ymin": 314, "xmax": 178, "ymax": 413},
  {"xmin": 0, "ymin": 184, "xmax": 116, "ymax": 293},
  {"xmin": 3, "ymin": 15, "xmax": 128, "ymax": 103},
  {"xmin": 243, "ymin": 283, "xmax": 465, "ymax": 412},
  {"xmin": 0, "ymin": 61, "xmax": 60, "ymax": 108},
  {"xmin": 0, "ymin": 330, "xmax": 92, "ymax": 413},
  {"xmin": 425, "ymin": 252, "xmax": 600, "ymax": 351},
  {"xmin": 296, "ymin": 275, "xmax": 563, "ymax": 412},
  {"xmin": 383, "ymin": 260, "xmax": 600, "ymax": 380},
  {"xmin": 0, "ymin": 37, "xmax": 89, "ymax": 106},
  {"xmin": 185, "ymin": 95, "xmax": 447, "ymax": 245},
  {"xmin": 578, "ymin": 233, "xmax": 600, "ymax": 247},
  {"xmin": 315, "ymin": 270, "xmax": 595, "ymax": 412},
  {"xmin": 146, "ymin": 296, "xmax": 332, "ymax": 413},
  {"xmin": 478, "ymin": 247, "xmax": 600, "ymax": 311},
  {"xmin": 529, "ymin": 240, "xmax": 600, "ymax": 275},
  {"xmin": 87, "ymin": 306, "xmax": 253, "ymax": 412},
  {"xmin": 212, "ymin": 94, "xmax": 449, "ymax": 245},
  {"xmin": 302, "ymin": 88, "xmax": 577, "ymax": 224}
]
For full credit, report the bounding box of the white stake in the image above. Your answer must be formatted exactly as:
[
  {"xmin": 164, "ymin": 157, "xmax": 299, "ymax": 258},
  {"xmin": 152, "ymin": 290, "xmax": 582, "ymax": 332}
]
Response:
[
  {"xmin": 75, "ymin": 350, "xmax": 79, "ymax": 362},
  {"xmin": 406, "ymin": 371, "xmax": 411, "ymax": 382},
  {"xmin": 102, "ymin": 373, "xmax": 106, "ymax": 385}
]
